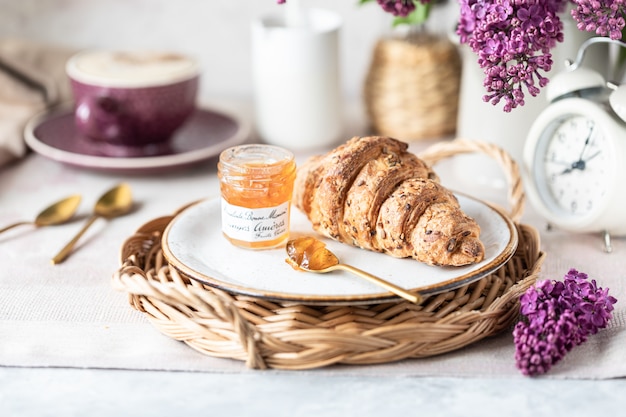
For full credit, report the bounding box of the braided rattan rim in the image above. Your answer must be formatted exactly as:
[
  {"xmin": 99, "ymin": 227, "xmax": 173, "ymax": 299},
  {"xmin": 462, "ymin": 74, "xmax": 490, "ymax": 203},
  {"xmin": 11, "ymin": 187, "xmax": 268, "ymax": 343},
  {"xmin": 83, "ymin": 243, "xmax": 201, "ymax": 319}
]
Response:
[
  {"xmin": 112, "ymin": 139, "xmax": 544, "ymax": 370},
  {"xmin": 418, "ymin": 138, "xmax": 526, "ymax": 222}
]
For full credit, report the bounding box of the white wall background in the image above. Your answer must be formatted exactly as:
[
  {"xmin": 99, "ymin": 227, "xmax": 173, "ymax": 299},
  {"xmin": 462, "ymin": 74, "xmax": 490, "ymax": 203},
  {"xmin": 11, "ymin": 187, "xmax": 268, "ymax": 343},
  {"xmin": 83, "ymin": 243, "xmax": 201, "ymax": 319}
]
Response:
[{"xmin": 0, "ymin": 0, "xmax": 459, "ymax": 102}]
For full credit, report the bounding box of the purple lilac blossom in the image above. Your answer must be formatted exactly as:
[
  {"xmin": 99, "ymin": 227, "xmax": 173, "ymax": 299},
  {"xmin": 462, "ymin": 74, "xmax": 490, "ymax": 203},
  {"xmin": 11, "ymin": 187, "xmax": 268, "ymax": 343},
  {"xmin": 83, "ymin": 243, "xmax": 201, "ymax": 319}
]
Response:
[
  {"xmin": 571, "ymin": 0, "xmax": 626, "ymax": 39},
  {"xmin": 376, "ymin": 0, "xmax": 418, "ymax": 16},
  {"xmin": 513, "ymin": 269, "xmax": 617, "ymax": 376},
  {"xmin": 457, "ymin": 0, "xmax": 568, "ymax": 112}
]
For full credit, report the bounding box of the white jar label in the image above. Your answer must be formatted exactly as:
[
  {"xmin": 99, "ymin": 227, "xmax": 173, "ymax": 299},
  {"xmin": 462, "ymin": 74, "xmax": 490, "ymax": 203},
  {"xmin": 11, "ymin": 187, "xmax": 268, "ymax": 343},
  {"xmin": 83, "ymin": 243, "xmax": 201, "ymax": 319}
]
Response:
[{"xmin": 221, "ymin": 199, "xmax": 290, "ymax": 242}]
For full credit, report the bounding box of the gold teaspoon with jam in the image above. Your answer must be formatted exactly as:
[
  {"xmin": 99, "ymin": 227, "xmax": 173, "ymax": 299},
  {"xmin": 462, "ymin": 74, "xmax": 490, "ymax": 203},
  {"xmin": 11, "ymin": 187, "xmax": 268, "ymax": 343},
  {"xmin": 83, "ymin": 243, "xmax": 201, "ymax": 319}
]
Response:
[{"xmin": 286, "ymin": 236, "xmax": 423, "ymax": 304}]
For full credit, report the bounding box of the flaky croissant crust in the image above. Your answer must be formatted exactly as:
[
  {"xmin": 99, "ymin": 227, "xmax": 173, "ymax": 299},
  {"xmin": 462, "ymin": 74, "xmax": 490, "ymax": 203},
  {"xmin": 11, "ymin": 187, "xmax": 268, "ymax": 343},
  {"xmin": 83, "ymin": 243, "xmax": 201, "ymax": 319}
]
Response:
[{"xmin": 293, "ymin": 136, "xmax": 485, "ymax": 267}]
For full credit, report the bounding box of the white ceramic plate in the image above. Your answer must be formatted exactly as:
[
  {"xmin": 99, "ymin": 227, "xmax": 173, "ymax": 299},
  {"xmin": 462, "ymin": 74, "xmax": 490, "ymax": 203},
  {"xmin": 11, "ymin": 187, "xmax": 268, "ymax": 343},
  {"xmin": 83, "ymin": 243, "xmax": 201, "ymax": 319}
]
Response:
[{"xmin": 162, "ymin": 195, "xmax": 518, "ymax": 305}]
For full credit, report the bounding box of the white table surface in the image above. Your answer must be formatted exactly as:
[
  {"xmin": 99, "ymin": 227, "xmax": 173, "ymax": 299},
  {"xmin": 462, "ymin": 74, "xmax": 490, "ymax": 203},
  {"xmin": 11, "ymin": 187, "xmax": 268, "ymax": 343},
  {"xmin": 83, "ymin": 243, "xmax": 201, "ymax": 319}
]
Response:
[
  {"xmin": 2, "ymin": 99, "xmax": 625, "ymax": 416},
  {"xmin": 2, "ymin": 367, "xmax": 626, "ymax": 417}
]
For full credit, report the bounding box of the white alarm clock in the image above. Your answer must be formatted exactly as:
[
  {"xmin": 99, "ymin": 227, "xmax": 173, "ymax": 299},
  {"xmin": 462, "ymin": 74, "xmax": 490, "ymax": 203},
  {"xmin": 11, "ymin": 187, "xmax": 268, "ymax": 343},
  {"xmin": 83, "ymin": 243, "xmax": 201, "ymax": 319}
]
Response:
[{"xmin": 523, "ymin": 37, "xmax": 626, "ymax": 252}]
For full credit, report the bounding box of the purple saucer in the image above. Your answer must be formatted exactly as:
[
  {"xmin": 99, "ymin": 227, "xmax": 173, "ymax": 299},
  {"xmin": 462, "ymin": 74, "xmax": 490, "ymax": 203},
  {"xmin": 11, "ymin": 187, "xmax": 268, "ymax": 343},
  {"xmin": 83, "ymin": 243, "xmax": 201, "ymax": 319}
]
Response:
[{"xmin": 24, "ymin": 105, "xmax": 249, "ymax": 173}]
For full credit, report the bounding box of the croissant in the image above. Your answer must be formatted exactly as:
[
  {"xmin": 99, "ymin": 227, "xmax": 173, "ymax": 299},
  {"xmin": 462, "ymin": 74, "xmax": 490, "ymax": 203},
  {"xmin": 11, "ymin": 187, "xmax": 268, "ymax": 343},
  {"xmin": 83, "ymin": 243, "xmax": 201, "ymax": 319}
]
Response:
[{"xmin": 293, "ymin": 136, "xmax": 485, "ymax": 266}]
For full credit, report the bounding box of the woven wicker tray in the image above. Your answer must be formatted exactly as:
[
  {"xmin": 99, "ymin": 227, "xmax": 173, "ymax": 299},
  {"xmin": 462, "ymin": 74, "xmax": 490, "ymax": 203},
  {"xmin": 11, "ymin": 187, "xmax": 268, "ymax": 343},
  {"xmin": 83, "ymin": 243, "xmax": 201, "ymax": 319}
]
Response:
[{"xmin": 112, "ymin": 139, "xmax": 545, "ymax": 370}]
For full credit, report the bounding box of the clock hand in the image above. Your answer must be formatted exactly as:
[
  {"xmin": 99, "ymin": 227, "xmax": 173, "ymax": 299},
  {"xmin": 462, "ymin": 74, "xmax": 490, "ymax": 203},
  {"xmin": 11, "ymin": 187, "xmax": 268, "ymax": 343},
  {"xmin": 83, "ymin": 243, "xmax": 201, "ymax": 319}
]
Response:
[
  {"xmin": 557, "ymin": 125, "xmax": 595, "ymax": 175},
  {"xmin": 583, "ymin": 150, "xmax": 601, "ymax": 163},
  {"xmin": 577, "ymin": 124, "xmax": 594, "ymax": 161},
  {"xmin": 558, "ymin": 150, "xmax": 601, "ymax": 175}
]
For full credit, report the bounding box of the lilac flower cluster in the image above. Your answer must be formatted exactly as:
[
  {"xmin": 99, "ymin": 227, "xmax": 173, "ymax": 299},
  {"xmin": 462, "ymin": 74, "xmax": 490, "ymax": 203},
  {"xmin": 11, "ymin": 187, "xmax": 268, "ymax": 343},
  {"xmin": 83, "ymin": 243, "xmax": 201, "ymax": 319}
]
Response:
[
  {"xmin": 372, "ymin": 0, "xmax": 626, "ymax": 111},
  {"xmin": 376, "ymin": 0, "xmax": 418, "ymax": 16},
  {"xmin": 457, "ymin": 0, "xmax": 568, "ymax": 112},
  {"xmin": 571, "ymin": 0, "xmax": 626, "ymax": 40},
  {"xmin": 513, "ymin": 269, "xmax": 617, "ymax": 376}
]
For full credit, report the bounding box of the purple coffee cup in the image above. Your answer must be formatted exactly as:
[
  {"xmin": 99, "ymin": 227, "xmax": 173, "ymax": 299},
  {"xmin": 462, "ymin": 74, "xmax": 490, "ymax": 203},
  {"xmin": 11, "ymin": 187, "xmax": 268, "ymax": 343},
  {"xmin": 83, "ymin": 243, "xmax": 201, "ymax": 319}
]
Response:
[{"xmin": 66, "ymin": 50, "xmax": 200, "ymax": 146}]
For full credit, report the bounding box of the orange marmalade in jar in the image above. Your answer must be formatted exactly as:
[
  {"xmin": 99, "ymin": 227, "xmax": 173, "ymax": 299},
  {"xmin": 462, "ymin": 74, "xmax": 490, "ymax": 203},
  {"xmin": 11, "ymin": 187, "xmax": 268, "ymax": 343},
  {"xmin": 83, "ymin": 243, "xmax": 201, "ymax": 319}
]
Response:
[{"xmin": 218, "ymin": 144, "xmax": 296, "ymax": 249}]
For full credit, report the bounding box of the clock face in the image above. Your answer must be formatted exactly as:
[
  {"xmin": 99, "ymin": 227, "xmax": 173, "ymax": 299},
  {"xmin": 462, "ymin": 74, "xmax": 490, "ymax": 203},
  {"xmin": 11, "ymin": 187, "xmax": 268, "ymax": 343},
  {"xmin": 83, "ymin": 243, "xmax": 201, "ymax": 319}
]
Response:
[{"xmin": 536, "ymin": 115, "xmax": 613, "ymax": 217}]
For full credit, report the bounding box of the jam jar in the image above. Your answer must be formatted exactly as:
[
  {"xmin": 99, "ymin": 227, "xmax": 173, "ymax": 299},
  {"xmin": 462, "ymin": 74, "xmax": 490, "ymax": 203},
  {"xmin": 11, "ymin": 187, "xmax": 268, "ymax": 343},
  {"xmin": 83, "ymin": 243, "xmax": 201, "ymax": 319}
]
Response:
[{"xmin": 218, "ymin": 144, "xmax": 297, "ymax": 249}]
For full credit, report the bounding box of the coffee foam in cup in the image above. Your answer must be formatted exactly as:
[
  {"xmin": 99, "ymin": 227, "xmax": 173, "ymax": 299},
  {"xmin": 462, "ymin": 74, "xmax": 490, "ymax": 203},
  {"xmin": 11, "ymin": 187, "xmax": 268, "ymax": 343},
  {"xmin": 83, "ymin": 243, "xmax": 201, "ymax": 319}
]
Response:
[{"xmin": 66, "ymin": 50, "xmax": 200, "ymax": 88}]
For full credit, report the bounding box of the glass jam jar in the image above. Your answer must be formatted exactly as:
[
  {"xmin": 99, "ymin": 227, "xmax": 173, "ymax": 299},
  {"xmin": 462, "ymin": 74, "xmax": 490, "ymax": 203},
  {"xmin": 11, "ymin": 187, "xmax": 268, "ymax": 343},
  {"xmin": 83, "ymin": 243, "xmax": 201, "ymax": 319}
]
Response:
[{"xmin": 218, "ymin": 144, "xmax": 296, "ymax": 249}]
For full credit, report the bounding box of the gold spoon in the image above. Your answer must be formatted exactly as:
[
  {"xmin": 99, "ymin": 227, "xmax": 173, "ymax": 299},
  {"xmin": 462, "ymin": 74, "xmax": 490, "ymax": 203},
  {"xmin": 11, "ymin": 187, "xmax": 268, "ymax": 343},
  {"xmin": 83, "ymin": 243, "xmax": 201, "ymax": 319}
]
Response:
[
  {"xmin": 51, "ymin": 183, "xmax": 133, "ymax": 265},
  {"xmin": 0, "ymin": 194, "xmax": 82, "ymax": 235},
  {"xmin": 285, "ymin": 236, "xmax": 423, "ymax": 304}
]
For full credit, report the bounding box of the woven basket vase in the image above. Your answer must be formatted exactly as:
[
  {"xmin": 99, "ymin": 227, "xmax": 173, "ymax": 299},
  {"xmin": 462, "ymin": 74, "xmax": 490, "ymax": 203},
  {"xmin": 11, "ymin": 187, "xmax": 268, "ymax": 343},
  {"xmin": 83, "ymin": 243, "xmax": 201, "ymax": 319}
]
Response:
[
  {"xmin": 364, "ymin": 32, "xmax": 462, "ymax": 141},
  {"xmin": 112, "ymin": 139, "xmax": 544, "ymax": 370}
]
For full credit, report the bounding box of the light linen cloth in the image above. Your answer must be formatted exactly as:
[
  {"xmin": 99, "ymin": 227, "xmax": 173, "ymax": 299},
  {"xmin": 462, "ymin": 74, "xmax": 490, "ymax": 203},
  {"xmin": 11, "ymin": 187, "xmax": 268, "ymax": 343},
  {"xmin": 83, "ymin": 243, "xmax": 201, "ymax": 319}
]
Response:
[{"xmin": 0, "ymin": 38, "xmax": 75, "ymax": 166}]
